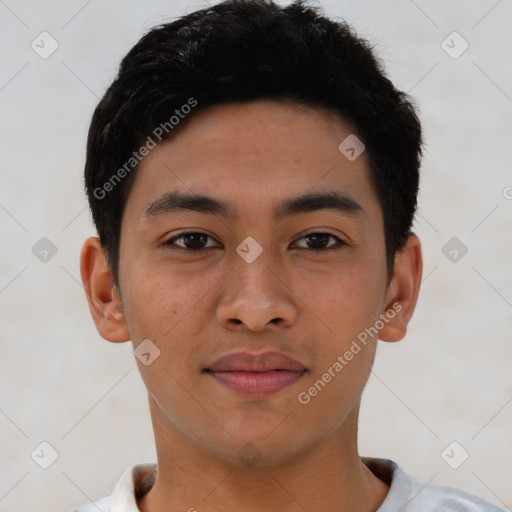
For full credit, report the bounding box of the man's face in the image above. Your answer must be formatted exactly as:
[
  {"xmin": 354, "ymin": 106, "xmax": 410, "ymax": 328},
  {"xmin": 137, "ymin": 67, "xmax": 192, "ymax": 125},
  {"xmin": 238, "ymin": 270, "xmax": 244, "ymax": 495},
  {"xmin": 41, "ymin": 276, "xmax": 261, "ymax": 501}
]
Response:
[{"xmin": 117, "ymin": 99, "xmax": 392, "ymax": 464}]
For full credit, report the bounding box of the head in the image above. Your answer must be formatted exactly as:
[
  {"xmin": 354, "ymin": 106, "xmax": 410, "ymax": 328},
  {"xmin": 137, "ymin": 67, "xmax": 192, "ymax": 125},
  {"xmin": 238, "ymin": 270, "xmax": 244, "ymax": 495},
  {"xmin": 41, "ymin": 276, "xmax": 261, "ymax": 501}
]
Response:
[{"xmin": 81, "ymin": 0, "xmax": 423, "ymax": 466}]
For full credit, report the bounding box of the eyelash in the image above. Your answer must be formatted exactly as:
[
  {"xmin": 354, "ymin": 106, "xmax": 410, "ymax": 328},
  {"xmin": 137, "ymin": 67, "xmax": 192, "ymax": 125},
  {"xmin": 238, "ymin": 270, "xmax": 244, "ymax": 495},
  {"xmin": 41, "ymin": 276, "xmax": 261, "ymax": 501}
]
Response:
[{"xmin": 162, "ymin": 231, "xmax": 347, "ymax": 253}]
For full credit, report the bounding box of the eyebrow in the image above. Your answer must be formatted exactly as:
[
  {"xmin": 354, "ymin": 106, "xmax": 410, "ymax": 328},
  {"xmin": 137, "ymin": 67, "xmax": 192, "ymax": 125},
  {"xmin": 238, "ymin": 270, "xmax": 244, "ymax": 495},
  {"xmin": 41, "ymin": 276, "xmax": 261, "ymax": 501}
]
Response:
[{"xmin": 142, "ymin": 190, "xmax": 364, "ymax": 222}]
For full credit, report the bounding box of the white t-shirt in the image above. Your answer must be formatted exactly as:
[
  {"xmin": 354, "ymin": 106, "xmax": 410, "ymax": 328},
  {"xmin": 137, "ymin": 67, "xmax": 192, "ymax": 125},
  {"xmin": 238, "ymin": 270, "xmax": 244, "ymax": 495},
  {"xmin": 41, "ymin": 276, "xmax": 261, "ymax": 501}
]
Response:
[{"xmin": 71, "ymin": 458, "xmax": 505, "ymax": 512}]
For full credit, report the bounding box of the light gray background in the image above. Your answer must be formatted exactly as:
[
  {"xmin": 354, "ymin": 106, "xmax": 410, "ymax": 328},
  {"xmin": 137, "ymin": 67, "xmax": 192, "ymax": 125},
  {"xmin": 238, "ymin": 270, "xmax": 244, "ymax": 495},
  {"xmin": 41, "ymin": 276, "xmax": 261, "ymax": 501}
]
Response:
[{"xmin": 0, "ymin": 1, "xmax": 511, "ymax": 511}]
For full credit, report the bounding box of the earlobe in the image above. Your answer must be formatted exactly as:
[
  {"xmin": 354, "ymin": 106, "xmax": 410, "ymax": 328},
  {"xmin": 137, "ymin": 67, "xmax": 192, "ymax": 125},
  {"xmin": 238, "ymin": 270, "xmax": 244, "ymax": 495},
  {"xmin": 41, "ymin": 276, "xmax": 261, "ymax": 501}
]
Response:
[
  {"xmin": 378, "ymin": 235, "xmax": 423, "ymax": 343},
  {"xmin": 80, "ymin": 236, "xmax": 130, "ymax": 343}
]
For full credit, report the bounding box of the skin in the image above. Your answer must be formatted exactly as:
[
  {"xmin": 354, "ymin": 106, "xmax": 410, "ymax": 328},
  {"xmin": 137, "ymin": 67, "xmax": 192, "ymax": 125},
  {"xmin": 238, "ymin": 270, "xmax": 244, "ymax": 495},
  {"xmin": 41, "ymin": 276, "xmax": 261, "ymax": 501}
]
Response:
[{"xmin": 81, "ymin": 99, "xmax": 422, "ymax": 512}]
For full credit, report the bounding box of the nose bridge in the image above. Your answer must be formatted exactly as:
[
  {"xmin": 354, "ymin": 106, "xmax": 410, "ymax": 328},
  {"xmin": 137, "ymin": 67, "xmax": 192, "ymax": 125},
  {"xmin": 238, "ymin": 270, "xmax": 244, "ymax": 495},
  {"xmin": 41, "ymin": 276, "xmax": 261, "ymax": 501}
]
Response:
[
  {"xmin": 231, "ymin": 247, "xmax": 279, "ymax": 305},
  {"xmin": 216, "ymin": 246, "xmax": 298, "ymax": 331}
]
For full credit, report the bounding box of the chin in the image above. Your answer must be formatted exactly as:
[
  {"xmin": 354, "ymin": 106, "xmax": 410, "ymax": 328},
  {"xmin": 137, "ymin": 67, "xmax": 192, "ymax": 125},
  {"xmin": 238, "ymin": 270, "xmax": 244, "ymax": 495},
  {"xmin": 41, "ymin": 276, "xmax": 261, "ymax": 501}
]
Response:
[{"xmin": 201, "ymin": 421, "xmax": 312, "ymax": 468}]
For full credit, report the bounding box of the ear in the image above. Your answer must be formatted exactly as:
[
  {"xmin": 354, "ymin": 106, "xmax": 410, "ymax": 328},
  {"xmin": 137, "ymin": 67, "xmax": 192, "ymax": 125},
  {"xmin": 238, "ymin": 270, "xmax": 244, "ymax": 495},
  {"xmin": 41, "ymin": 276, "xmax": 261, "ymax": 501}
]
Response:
[
  {"xmin": 80, "ymin": 236, "xmax": 130, "ymax": 343},
  {"xmin": 379, "ymin": 234, "xmax": 423, "ymax": 343}
]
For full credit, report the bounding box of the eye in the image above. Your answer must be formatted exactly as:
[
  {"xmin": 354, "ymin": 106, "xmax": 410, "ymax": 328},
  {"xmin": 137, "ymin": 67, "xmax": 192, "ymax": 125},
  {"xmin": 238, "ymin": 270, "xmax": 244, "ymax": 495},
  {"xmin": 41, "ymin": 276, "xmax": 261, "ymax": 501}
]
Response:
[
  {"xmin": 292, "ymin": 232, "xmax": 347, "ymax": 252},
  {"xmin": 163, "ymin": 232, "xmax": 221, "ymax": 251}
]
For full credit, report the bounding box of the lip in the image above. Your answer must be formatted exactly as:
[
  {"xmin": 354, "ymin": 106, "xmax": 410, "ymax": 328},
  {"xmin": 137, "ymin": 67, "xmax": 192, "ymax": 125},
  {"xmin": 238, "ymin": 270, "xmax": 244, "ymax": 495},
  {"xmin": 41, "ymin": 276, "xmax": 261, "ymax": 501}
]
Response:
[
  {"xmin": 205, "ymin": 351, "xmax": 307, "ymax": 397},
  {"xmin": 206, "ymin": 351, "xmax": 306, "ymax": 372}
]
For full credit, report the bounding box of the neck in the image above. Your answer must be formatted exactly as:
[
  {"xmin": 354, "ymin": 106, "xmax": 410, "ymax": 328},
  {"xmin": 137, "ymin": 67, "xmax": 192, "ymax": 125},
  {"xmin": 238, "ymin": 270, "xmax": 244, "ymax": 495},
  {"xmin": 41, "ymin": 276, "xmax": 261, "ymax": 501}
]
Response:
[{"xmin": 138, "ymin": 397, "xmax": 389, "ymax": 512}]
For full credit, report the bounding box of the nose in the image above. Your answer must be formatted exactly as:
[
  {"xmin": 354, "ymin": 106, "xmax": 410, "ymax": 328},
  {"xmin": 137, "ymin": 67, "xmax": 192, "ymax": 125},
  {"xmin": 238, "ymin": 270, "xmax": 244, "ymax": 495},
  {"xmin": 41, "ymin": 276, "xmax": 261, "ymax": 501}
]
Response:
[{"xmin": 216, "ymin": 254, "xmax": 299, "ymax": 333}]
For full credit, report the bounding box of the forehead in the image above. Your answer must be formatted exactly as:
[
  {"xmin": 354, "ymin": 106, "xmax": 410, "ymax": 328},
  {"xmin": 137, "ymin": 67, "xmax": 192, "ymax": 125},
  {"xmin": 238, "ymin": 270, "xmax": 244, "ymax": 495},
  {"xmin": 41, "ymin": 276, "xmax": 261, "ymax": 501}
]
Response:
[{"xmin": 123, "ymin": 99, "xmax": 380, "ymax": 224}]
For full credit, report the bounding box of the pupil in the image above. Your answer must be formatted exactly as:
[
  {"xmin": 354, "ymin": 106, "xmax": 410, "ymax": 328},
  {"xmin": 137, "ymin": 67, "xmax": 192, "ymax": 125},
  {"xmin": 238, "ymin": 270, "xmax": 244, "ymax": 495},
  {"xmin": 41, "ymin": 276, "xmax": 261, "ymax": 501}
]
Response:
[
  {"xmin": 184, "ymin": 233, "xmax": 206, "ymax": 249},
  {"xmin": 306, "ymin": 234, "xmax": 329, "ymax": 249}
]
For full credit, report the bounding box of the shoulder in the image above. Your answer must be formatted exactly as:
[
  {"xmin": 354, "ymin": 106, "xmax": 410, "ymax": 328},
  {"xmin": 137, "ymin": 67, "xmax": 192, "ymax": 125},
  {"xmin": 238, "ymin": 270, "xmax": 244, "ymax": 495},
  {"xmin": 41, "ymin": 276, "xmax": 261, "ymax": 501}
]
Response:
[
  {"xmin": 363, "ymin": 457, "xmax": 505, "ymax": 512},
  {"xmin": 405, "ymin": 480, "xmax": 505, "ymax": 512}
]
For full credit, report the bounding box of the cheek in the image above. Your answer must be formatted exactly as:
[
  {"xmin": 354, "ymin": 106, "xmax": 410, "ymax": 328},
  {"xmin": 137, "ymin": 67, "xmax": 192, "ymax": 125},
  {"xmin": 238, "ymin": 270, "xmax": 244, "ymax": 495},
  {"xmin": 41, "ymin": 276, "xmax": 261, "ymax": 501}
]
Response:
[
  {"xmin": 293, "ymin": 268, "xmax": 382, "ymax": 425},
  {"xmin": 121, "ymin": 268, "xmax": 207, "ymax": 408},
  {"xmin": 121, "ymin": 261, "xmax": 214, "ymax": 339},
  {"xmin": 294, "ymin": 261, "xmax": 385, "ymax": 341}
]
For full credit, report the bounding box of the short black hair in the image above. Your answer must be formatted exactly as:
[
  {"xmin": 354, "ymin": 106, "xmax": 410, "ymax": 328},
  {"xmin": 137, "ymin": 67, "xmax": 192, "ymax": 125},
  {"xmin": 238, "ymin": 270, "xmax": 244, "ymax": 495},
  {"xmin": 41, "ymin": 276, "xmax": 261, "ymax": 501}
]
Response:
[{"xmin": 84, "ymin": 0, "xmax": 422, "ymax": 288}]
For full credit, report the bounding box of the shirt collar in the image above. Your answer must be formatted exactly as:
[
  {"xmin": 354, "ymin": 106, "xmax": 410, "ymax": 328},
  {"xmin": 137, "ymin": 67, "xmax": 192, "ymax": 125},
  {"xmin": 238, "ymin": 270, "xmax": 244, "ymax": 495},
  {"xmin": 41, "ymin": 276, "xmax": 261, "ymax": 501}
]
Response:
[{"xmin": 109, "ymin": 461, "xmax": 157, "ymax": 512}]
